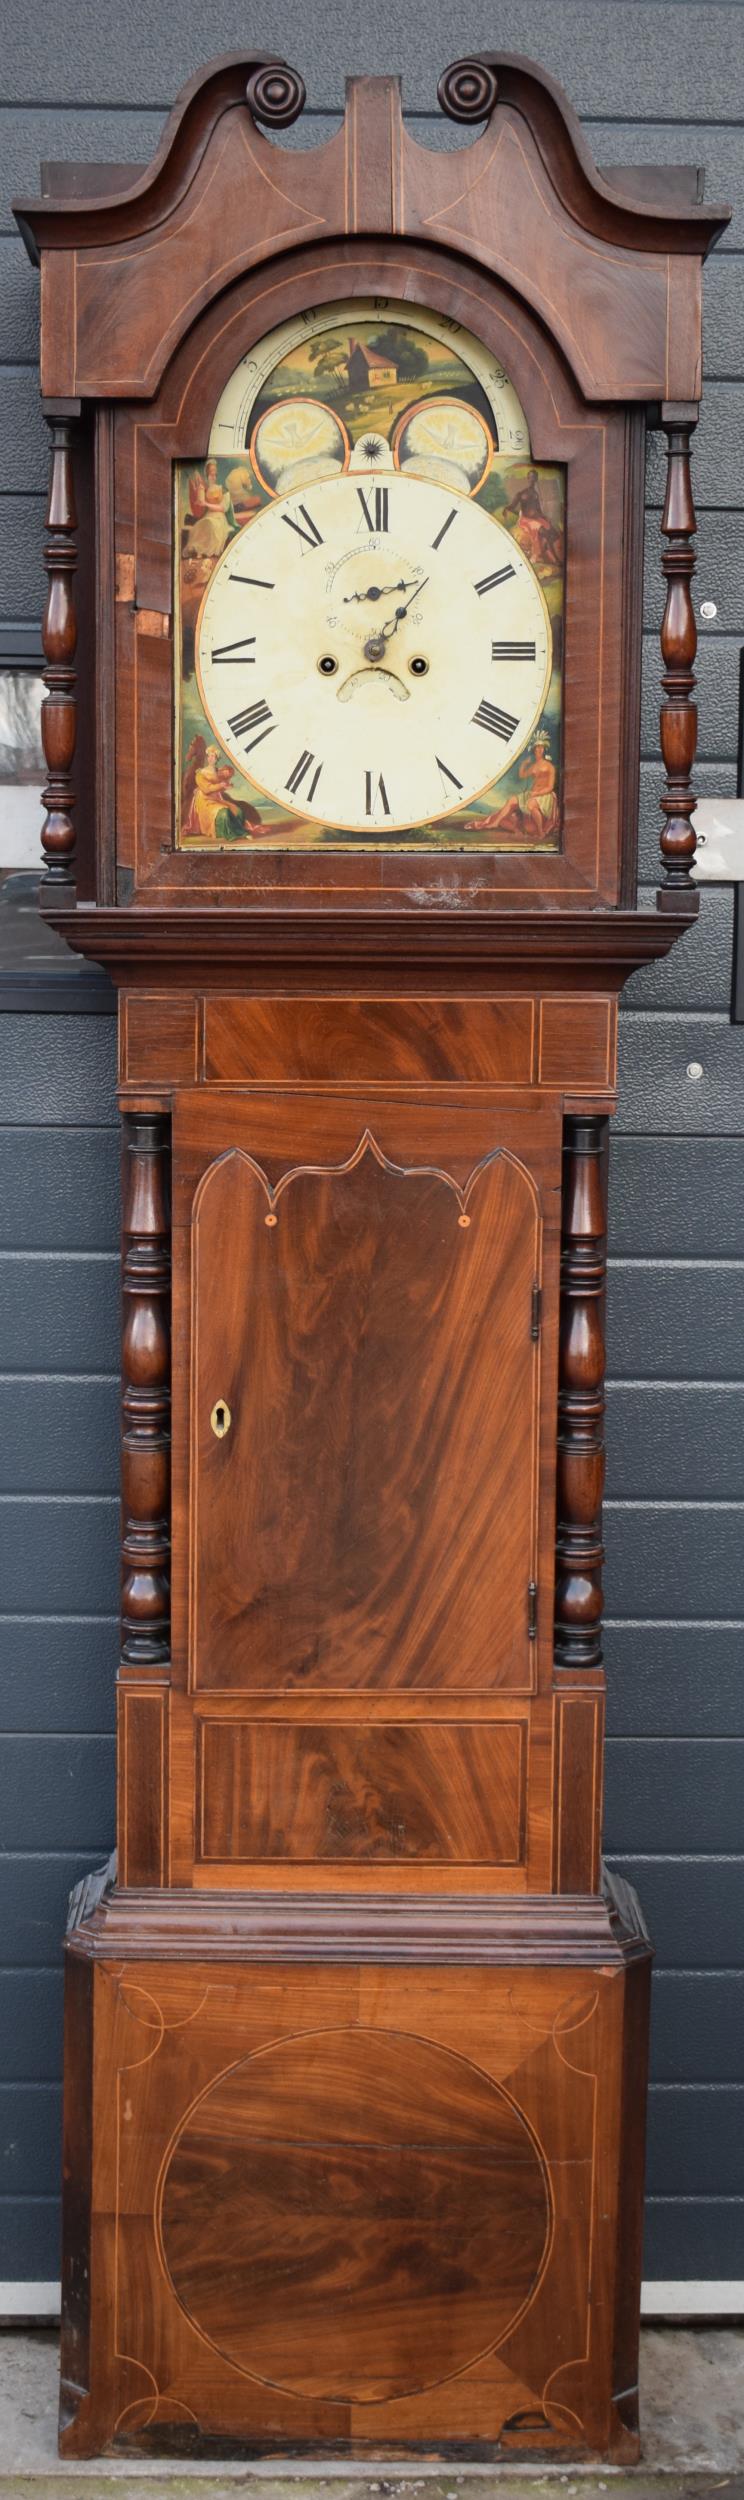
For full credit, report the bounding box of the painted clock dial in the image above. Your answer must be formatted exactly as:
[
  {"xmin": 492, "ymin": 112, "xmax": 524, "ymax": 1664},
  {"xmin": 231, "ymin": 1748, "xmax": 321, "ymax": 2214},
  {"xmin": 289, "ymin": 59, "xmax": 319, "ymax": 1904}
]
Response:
[
  {"xmin": 196, "ymin": 471, "xmax": 551, "ymax": 835},
  {"xmin": 176, "ymin": 300, "xmax": 565, "ymax": 851},
  {"xmin": 208, "ymin": 296, "xmax": 532, "ymax": 461}
]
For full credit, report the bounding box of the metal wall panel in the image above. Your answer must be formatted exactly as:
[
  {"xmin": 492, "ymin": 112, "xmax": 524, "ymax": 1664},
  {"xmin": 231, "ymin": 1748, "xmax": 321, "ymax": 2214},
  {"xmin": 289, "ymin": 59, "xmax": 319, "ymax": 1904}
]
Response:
[
  {"xmin": 605, "ymin": 1632, "xmax": 744, "ymax": 1735},
  {"xmin": 0, "ymin": 0, "xmax": 742, "ymax": 114}
]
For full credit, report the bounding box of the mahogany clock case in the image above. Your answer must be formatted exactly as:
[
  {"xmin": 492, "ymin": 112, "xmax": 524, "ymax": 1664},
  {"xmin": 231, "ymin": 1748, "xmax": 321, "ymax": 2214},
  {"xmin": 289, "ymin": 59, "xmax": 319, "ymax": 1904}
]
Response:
[
  {"xmin": 14, "ymin": 46, "xmax": 728, "ymax": 2469},
  {"xmin": 61, "ymin": 1879, "xmax": 651, "ymax": 2462}
]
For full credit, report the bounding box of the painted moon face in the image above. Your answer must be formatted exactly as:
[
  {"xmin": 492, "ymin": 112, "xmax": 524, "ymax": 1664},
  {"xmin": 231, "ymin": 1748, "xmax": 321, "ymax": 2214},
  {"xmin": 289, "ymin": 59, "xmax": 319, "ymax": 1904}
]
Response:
[
  {"xmin": 207, "ymin": 299, "xmax": 532, "ymax": 461},
  {"xmin": 250, "ymin": 397, "xmax": 349, "ymax": 497},
  {"xmin": 196, "ymin": 466, "xmax": 552, "ymax": 837},
  {"xmin": 395, "ymin": 397, "xmax": 493, "ymax": 494}
]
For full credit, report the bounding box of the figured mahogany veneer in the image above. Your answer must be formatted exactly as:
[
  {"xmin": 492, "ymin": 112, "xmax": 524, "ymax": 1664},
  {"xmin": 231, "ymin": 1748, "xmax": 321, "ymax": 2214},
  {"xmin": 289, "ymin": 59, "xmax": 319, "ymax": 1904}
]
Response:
[
  {"xmin": 14, "ymin": 40, "xmax": 728, "ymax": 2469},
  {"xmin": 130, "ymin": 1083, "xmax": 561, "ymax": 1901},
  {"xmin": 195, "ymin": 1717, "xmax": 527, "ymax": 1866},
  {"xmin": 60, "ymin": 1872, "xmax": 650, "ymax": 2460},
  {"xmin": 187, "ymin": 1105, "xmax": 549, "ymax": 1694},
  {"xmin": 117, "ymin": 993, "xmax": 618, "ymax": 1091},
  {"xmin": 160, "ymin": 2025, "xmax": 550, "ymax": 2401}
]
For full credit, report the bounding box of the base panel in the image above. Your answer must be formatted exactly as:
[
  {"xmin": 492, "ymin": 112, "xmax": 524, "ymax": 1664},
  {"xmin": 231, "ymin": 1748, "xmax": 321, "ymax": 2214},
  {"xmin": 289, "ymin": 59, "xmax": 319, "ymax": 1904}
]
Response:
[{"xmin": 60, "ymin": 1874, "xmax": 650, "ymax": 2462}]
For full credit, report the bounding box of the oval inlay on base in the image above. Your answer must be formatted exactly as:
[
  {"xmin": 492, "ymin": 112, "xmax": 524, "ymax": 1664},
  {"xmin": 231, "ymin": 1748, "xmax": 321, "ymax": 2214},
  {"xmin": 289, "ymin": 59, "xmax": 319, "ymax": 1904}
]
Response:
[{"xmin": 159, "ymin": 2026, "xmax": 551, "ymax": 2402}]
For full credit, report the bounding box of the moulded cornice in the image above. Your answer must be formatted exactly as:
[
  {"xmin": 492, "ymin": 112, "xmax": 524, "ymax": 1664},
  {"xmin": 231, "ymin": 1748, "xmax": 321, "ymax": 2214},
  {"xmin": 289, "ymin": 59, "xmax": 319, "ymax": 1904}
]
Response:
[{"xmin": 45, "ymin": 904, "xmax": 698, "ymax": 988}]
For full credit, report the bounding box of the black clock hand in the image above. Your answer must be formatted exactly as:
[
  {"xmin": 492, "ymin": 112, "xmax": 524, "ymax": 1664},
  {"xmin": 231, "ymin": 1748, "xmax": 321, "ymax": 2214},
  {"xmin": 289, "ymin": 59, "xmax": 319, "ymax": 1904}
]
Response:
[
  {"xmin": 343, "ymin": 577, "xmax": 422, "ymax": 605},
  {"xmin": 363, "ymin": 575, "xmax": 430, "ymax": 662},
  {"xmin": 380, "ymin": 575, "xmax": 430, "ymax": 640}
]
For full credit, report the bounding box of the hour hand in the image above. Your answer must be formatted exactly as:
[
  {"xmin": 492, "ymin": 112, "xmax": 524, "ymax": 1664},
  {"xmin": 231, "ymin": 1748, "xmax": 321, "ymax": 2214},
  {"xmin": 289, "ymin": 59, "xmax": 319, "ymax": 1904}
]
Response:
[{"xmin": 343, "ymin": 577, "xmax": 422, "ymax": 605}]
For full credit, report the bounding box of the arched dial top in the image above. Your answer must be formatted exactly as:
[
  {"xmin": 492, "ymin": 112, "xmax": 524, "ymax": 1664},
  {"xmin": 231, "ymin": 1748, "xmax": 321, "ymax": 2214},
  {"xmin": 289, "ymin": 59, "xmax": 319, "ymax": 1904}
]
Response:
[
  {"xmin": 209, "ymin": 297, "xmax": 531, "ymax": 462},
  {"xmin": 196, "ymin": 469, "xmax": 552, "ymax": 836}
]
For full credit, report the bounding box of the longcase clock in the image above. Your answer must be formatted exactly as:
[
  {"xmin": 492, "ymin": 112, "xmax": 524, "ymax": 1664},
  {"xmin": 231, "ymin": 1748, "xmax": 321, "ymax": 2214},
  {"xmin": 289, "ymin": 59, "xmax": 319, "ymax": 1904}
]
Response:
[{"xmin": 14, "ymin": 50, "xmax": 728, "ymax": 2461}]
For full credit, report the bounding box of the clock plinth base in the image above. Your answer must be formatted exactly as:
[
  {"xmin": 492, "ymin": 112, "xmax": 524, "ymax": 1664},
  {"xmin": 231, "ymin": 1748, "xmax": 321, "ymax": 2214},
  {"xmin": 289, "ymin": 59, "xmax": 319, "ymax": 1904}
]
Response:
[{"xmin": 60, "ymin": 1872, "xmax": 650, "ymax": 2464}]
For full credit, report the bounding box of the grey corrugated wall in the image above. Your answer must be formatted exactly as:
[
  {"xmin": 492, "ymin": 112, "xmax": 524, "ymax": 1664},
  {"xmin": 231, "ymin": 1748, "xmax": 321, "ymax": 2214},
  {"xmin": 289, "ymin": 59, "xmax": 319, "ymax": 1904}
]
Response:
[{"xmin": 0, "ymin": 0, "xmax": 742, "ymax": 2285}]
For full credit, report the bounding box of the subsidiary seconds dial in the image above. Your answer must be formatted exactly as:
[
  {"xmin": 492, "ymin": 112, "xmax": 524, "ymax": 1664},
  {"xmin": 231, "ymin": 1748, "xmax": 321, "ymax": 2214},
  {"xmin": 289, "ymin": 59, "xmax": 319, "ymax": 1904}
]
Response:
[{"xmin": 196, "ymin": 473, "xmax": 552, "ymax": 835}]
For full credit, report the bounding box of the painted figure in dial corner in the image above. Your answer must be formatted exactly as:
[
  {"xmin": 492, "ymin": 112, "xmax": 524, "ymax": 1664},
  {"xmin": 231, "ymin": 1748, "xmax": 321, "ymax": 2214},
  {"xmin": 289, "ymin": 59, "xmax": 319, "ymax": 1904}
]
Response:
[
  {"xmin": 185, "ymin": 458, "xmax": 237, "ymax": 559},
  {"xmin": 480, "ymin": 730, "xmax": 560, "ymax": 841},
  {"xmin": 181, "ymin": 736, "xmax": 261, "ymax": 843},
  {"xmin": 501, "ymin": 469, "xmax": 564, "ymax": 574}
]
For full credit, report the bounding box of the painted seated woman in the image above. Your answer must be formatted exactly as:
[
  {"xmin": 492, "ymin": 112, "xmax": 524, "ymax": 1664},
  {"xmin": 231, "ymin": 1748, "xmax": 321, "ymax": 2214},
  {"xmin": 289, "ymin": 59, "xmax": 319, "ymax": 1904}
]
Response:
[
  {"xmin": 181, "ymin": 742, "xmax": 260, "ymax": 842},
  {"xmin": 186, "ymin": 458, "xmax": 236, "ymax": 558}
]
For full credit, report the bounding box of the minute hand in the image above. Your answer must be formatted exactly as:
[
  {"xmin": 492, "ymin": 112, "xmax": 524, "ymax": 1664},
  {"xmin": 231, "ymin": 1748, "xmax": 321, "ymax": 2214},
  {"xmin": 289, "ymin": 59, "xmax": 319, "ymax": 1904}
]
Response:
[{"xmin": 379, "ymin": 575, "xmax": 430, "ymax": 644}]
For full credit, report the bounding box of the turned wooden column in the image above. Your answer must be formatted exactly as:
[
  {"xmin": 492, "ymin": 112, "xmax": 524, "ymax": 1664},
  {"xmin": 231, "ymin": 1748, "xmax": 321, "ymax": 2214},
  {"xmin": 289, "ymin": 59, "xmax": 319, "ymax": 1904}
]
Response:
[
  {"xmin": 121, "ymin": 1115, "xmax": 171, "ymax": 1666},
  {"xmin": 40, "ymin": 416, "xmax": 77, "ymax": 893},
  {"xmin": 658, "ymin": 411, "xmax": 698, "ymax": 902},
  {"xmin": 554, "ymin": 1116, "xmax": 608, "ymax": 1671}
]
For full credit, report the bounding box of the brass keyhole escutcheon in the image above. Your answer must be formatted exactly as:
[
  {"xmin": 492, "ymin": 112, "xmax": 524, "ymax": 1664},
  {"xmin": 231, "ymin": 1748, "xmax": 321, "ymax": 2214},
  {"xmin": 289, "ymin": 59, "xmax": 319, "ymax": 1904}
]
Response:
[{"xmin": 210, "ymin": 1399, "xmax": 232, "ymax": 1440}]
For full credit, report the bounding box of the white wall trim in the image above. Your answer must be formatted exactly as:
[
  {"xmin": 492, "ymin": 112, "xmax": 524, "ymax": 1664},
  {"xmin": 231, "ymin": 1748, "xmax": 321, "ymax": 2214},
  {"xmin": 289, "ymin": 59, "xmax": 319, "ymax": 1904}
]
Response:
[
  {"xmin": 0, "ymin": 781, "xmax": 44, "ymax": 867},
  {"xmin": 0, "ymin": 2280, "xmax": 742, "ymax": 2322},
  {"xmin": 641, "ymin": 2281, "xmax": 744, "ymax": 2317},
  {"xmin": 0, "ymin": 2282, "xmax": 60, "ymax": 2316}
]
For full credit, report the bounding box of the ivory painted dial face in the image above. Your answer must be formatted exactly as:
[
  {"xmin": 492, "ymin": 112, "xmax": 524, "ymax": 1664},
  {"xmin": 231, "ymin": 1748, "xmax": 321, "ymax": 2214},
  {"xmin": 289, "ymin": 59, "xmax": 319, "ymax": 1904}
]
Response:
[{"xmin": 196, "ymin": 471, "xmax": 552, "ymax": 835}]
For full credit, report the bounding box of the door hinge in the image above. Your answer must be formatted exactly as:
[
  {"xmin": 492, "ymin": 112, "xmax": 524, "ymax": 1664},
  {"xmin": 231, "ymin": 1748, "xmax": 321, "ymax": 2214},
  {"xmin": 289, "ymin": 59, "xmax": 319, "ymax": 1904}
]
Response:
[
  {"xmin": 528, "ymin": 1581, "xmax": 538, "ymax": 1639},
  {"xmin": 531, "ymin": 1282, "xmax": 542, "ymax": 1339}
]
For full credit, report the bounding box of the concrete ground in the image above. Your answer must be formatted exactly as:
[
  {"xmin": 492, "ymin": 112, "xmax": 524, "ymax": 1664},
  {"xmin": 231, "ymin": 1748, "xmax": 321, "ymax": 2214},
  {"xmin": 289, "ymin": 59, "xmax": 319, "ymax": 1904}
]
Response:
[{"xmin": 0, "ymin": 2331, "xmax": 741, "ymax": 2500}]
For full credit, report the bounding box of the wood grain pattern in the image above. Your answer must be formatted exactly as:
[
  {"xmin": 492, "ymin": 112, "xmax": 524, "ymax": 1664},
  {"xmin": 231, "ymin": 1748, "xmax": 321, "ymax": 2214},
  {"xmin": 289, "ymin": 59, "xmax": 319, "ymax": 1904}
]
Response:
[
  {"xmin": 14, "ymin": 57, "xmax": 726, "ymax": 404},
  {"xmin": 551, "ymin": 1686, "xmax": 604, "ymax": 1892},
  {"xmin": 61, "ymin": 1864, "xmax": 650, "ymax": 1965},
  {"xmin": 658, "ymin": 416, "xmax": 700, "ymax": 899},
  {"xmin": 103, "ymin": 992, "xmax": 620, "ymax": 1095},
  {"xmin": 118, "ymin": 1685, "xmax": 168, "ymax": 1887},
  {"xmin": 121, "ymin": 995, "xmax": 198, "ymax": 1085},
  {"xmin": 196, "ymin": 1716, "xmax": 526, "ymax": 1867},
  {"xmin": 62, "ymin": 911, "xmax": 698, "ymax": 983},
  {"xmin": 40, "ymin": 418, "xmax": 77, "ymax": 894},
  {"xmin": 58, "ymin": 1900, "xmax": 651, "ymax": 2458},
  {"xmin": 21, "ymin": 34, "xmax": 709, "ymax": 2462},
  {"xmin": 554, "ymin": 1118, "xmax": 608, "ymax": 1672},
  {"xmin": 202, "ymin": 997, "xmax": 535, "ymax": 1087},
  {"xmin": 191, "ymin": 1127, "xmax": 543, "ymax": 1695},
  {"xmin": 120, "ymin": 1113, "xmax": 171, "ymax": 1670},
  {"xmin": 179, "ymin": 1693, "xmax": 551, "ymax": 1897},
  {"xmin": 159, "ymin": 2026, "xmax": 550, "ymax": 2402},
  {"xmin": 538, "ymin": 1000, "xmax": 615, "ymax": 1089},
  {"xmin": 59, "ymin": 1953, "xmax": 93, "ymax": 2443}
]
